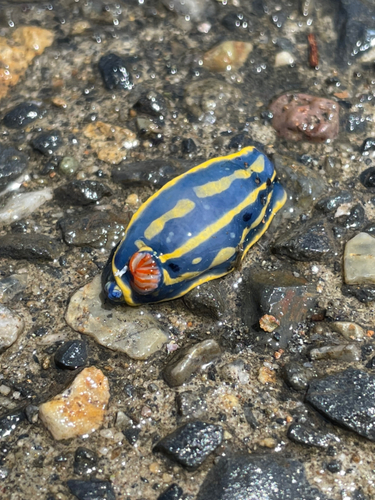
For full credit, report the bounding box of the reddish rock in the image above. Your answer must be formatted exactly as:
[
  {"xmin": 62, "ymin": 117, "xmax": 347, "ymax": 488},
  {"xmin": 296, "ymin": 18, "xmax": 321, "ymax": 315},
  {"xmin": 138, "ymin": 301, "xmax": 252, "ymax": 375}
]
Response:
[
  {"xmin": 39, "ymin": 366, "xmax": 110, "ymax": 440},
  {"xmin": 269, "ymin": 93, "xmax": 339, "ymax": 142}
]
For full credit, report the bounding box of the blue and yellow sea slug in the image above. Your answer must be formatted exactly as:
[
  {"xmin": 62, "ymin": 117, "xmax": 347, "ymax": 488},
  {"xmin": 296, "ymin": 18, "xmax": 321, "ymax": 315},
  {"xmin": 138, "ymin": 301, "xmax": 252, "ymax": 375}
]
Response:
[{"xmin": 103, "ymin": 146, "xmax": 286, "ymax": 305}]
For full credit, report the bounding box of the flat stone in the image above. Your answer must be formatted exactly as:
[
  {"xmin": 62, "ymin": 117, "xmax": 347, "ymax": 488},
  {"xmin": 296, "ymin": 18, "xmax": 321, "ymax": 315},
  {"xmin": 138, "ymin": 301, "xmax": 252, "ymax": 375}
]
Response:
[
  {"xmin": 54, "ymin": 340, "xmax": 88, "ymax": 370},
  {"xmin": 65, "ymin": 275, "xmax": 169, "ymax": 360},
  {"xmin": 154, "ymin": 421, "xmax": 223, "ymax": 470},
  {"xmin": 32, "ymin": 130, "xmax": 63, "ymax": 156},
  {"xmin": 344, "ymin": 232, "xmax": 375, "ymax": 285},
  {"xmin": 67, "ymin": 479, "xmax": 115, "ymax": 500},
  {"xmin": 0, "ymin": 233, "xmax": 64, "ymax": 261},
  {"xmin": 54, "ymin": 180, "xmax": 111, "ymax": 206},
  {"xmin": 330, "ymin": 321, "xmax": 366, "ymax": 340},
  {"xmin": 287, "ymin": 420, "xmax": 338, "ymax": 449},
  {"xmin": 163, "ymin": 339, "xmax": 221, "ymax": 387},
  {"xmin": 3, "ymin": 102, "xmax": 41, "ymax": 129},
  {"xmin": 203, "ymin": 41, "xmax": 253, "ymax": 72},
  {"xmin": 0, "ymin": 188, "xmax": 53, "ymax": 227},
  {"xmin": 309, "ymin": 343, "xmax": 361, "ymax": 362},
  {"xmin": 39, "ymin": 366, "xmax": 110, "ymax": 440},
  {"xmin": 0, "ymin": 304, "xmax": 25, "ymax": 352},
  {"xmin": 306, "ymin": 368, "xmax": 375, "ymax": 441},
  {"xmin": 196, "ymin": 454, "xmax": 328, "ymax": 500}
]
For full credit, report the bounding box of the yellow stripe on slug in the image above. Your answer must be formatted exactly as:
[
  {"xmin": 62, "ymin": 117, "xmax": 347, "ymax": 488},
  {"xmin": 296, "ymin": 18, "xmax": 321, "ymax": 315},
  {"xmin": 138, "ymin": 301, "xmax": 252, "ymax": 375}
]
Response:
[
  {"xmin": 143, "ymin": 199, "xmax": 196, "ymax": 240},
  {"xmin": 193, "ymin": 169, "xmax": 251, "ymax": 198},
  {"xmin": 209, "ymin": 247, "xmax": 237, "ymax": 268}
]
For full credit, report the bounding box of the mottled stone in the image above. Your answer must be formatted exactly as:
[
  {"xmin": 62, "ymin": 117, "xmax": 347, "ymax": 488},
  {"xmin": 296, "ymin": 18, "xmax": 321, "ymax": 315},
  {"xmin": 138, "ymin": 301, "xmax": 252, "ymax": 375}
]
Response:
[
  {"xmin": 176, "ymin": 391, "xmax": 208, "ymax": 421},
  {"xmin": 65, "ymin": 275, "xmax": 168, "ymax": 360},
  {"xmin": 309, "ymin": 343, "xmax": 361, "ymax": 362},
  {"xmin": 330, "ymin": 321, "xmax": 366, "ymax": 340},
  {"xmin": 67, "ymin": 479, "xmax": 115, "ymax": 500},
  {"xmin": 163, "ymin": 339, "xmax": 221, "ymax": 387},
  {"xmin": 283, "ymin": 362, "xmax": 316, "ymax": 391},
  {"xmin": 203, "ymin": 41, "xmax": 252, "ymax": 72},
  {"xmin": 3, "ymin": 102, "xmax": 40, "ymax": 128},
  {"xmin": 0, "ymin": 146, "xmax": 28, "ymax": 190},
  {"xmin": 220, "ymin": 359, "xmax": 249, "ymax": 385},
  {"xmin": 270, "ymin": 93, "xmax": 339, "ymax": 142},
  {"xmin": 196, "ymin": 454, "xmax": 328, "ymax": 500},
  {"xmin": 112, "ymin": 158, "xmax": 195, "ymax": 189},
  {"xmin": 0, "ymin": 274, "xmax": 28, "ymax": 303},
  {"xmin": 181, "ymin": 138, "xmax": 197, "ymax": 154},
  {"xmin": 59, "ymin": 157, "xmax": 80, "ymax": 177},
  {"xmin": 344, "ymin": 232, "xmax": 375, "ymax": 285},
  {"xmin": 54, "ymin": 181, "xmax": 111, "ymax": 206},
  {"xmin": 39, "ymin": 366, "xmax": 110, "ymax": 440},
  {"xmin": 0, "ymin": 27, "xmax": 54, "ymax": 99},
  {"xmin": 315, "ymin": 191, "xmax": 353, "ymax": 214},
  {"xmin": 57, "ymin": 210, "xmax": 130, "ymax": 249},
  {"xmin": 306, "ymin": 368, "xmax": 375, "ymax": 441},
  {"xmin": 342, "ymin": 285, "xmax": 375, "ymax": 303},
  {"xmin": 54, "ymin": 340, "xmax": 88, "ymax": 370},
  {"xmin": 98, "ymin": 53, "xmax": 133, "ymax": 91},
  {"xmin": 0, "ymin": 233, "xmax": 64, "ymax": 261},
  {"xmin": 0, "ymin": 304, "xmax": 24, "ymax": 352},
  {"xmin": 154, "ymin": 421, "xmax": 223, "ymax": 470},
  {"xmin": 241, "ymin": 268, "xmax": 318, "ymax": 348},
  {"xmin": 272, "ymin": 219, "xmax": 336, "ymax": 262},
  {"xmin": 287, "ymin": 420, "xmax": 337, "ymax": 449},
  {"xmin": 73, "ymin": 447, "xmax": 98, "ymax": 476},
  {"xmin": 0, "ymin": 411, "xmax": 25, "ymax": 439},
  {"xmin": 83, "ymin": 121, "xmax": 138, "ymax": 164},
  {"xmin": 183, "ymin": 281, "xmax": 225, "ymax": 320}
]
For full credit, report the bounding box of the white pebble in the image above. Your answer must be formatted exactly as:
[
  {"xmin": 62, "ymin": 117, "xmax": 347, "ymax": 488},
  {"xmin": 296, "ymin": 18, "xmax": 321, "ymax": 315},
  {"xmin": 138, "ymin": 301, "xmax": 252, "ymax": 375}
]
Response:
[
  {"xmin": 0, "ymin": 188, "xmax": 53, "ymax": 226},
  {"xmin": 275, "ymin": 51, "xmax": 294, "ymax": 67}
]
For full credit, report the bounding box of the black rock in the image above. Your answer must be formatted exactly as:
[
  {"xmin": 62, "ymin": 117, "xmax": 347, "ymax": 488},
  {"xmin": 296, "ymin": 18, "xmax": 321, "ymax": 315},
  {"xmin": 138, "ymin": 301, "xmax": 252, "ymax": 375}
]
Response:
[
  {"xmin": 157, "ymin": 484, "xmax": 183, "ymax": 500},
  {"xmin": 153, "ymin": 421, "xmax": 223, "ymax": 470},
  {"xmin": 228, "ymin": 133, "xmax": 252, "ymax": 150},
  {"xmin": 54, "ymin": 340, "xmax": 87, "ymax": 370},
  {"xmin": 54, "ymin": 181, "xmax": 112, "ymax": 205},
  {"xmin": 32, "ymin": 130, "xmax": 63, "ymax": 156},
  {"xmin": 272, "ymin": 219, "xmax": 336, "ymax": 262},
  {"xmin": 342, "ymin": 285, "xmax": 375, "ymax": 303},
  {"xmin": 176, "ymin": 391, "xmax": 207, "ymax": 421},
  {"xmin": 0, "ymin": 234, "xmax": 64, "ymax": 261},
  {"xmin": 3, "ymin": 103, "xmax": 40, "ymax": 129},
  {"xmin": 73, "ymin": 447, "xmax": 98, "ymax": 476},
  {"xmin": 340, "ymin": 203, "xmax": 366, "ymax": 229},
  {"xmin": 360, "ymin": 166, "xmax": 375, "ymax": 190},
  {"xmin": 183, "ymin": 281, "xmax": 225, "ymax": 320},
  {"xmin": 326, "ymin": 460, "xmax": 341, "ymax": 473},
  {"xmin": 0, "ymin": 411, "xmax": 25, "ymax": 439},
  {"xmin": 360, "ymin": 137, "xmax": 375, "ymax": 153},
  {"xmin": 98, "ymin": 53, "xmax": 133, "ymax": 91},
  {"xmin": 287, "ymin": 419, "xmax": 337, "ymax": 449},
  {"xmin": 112, "ymin": 158, "xmax": 195, "ymax": 189},
  {"xmin": 57, "ymin": 210, "xmax": 130, "ymax": 249},
  {"xmin": 283, "ymin": 362, "xmax": 316, "ymax": 391},
  {"xmin": 196, "ymin": 453, "xmax": 328, "ymax": 500},
  {"xmin": 0, "ymin": 146, "xmax": 28, "ymax": 190},
  {"xmin": 221, "ymin": 11, "xmax": 251, "ymax": 31},
  {"xmin": 306, "ymin": 368, "xmax": 375, "ymax": 441},
  {"xmin": 67, "ymin": 479, "xmax": 115, "ymax": 500},
  {"xmin": 122, "ymin": 426, "xmax": 140, "ymax": 445},
  {"xmin": 315, "ymin": 191, "xmax": 352, "ymax": 213},
  {"xmin": 181, "ymin": 138, "xmax": 197, "ymax": 154},
  {"xmin": 243, "ymin": 404, "xmax": 258, "ymax": 429},
  {"xmin": 133, "ymin": 91, "xmax": 167, "ymax": 118}
]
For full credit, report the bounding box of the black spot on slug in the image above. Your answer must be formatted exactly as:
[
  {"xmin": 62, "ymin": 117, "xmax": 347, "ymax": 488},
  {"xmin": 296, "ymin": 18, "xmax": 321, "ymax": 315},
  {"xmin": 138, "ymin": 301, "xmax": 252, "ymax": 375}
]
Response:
[
  {"xmin": 260, "ymin": 194, "xmax": 267, "ymax": 206},
  {"xmin": 266, "ymin": 177, "xmax": 272, "ymax": 187},
  {"xmin": 243, "ymin": 212, "xmax": 252, "ymax": 222},
  {"xmin": 255, "ymin": 177, "xmax": 261, "ymax": 185},
  {"xmin": 168, "ymin": 263, "xmax": 180, "ymax": 273}
]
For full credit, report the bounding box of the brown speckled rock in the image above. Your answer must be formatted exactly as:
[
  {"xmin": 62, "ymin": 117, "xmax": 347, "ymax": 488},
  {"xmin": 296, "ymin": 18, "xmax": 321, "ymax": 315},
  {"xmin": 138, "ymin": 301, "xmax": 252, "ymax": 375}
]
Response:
[
  {"xmin": 39, "ymin": 367, "xmax": 109, "ymax": 440},
  {"xmin": 269, "ymin": 93, "xmax": 339, "ymax": 142}
]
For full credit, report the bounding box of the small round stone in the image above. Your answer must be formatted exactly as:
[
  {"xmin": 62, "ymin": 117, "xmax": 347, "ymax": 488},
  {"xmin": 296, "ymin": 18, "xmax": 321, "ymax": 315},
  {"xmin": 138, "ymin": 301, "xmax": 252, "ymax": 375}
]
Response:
[{"xmin": 59, "ymin": 156, "xmax": 80, "ymax": 176}]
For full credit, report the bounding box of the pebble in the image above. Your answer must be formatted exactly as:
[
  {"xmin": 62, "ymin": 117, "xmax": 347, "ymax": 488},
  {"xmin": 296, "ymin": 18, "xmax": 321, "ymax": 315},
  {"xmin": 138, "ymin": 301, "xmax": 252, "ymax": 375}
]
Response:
[
  {"xmin": 270, "ymin": 93, "xmax": 339, "ymax": 142},
  {"xmin": 0, "ymin": 274, "xmax": 28, "ymax": 303},
  {"xmin": 181, "ymin": 138, "xmax": 197, "ymax": 154},
  {"xmin": 330, "ymin": 321, "xmax": 366, "ymax": 340},
  {"xmin": 342, "ymin": 284, "xmax": 375, "ymax": 303},
  {"xmin": 220, "ymin": 359, "xmax": 249, "ymax": 385},
  {"xmin": 3, "ymin": 102, "xmax": 40, "ymax": 128},
  {"xmin": 272, "ymin": 219, "xmax": 336, "ymax": 262},
  {"xmin": 196, "ymin": 454, "xmax": 328, "ymax": 500},
  {"xmin": 203, "ymin": 41, "xmax": 253, "ymax": 72},
  {"xmin": 57, "ymin": 210, "xmax": 130, "ymax": 249},
  {"xmin": 309, "ymin": 343, "xmax": 361, "ymax": 362},
  {"xmin": 163, "ymin": 339, "xmax": 221, "ymax": 387},
  {"xmin": 154, "ymin": 421, "xmax": 223, "ymax": 470},
  {"xmin": 59, "ymin": 157, "xmax": 80, "ymax": 176},
  {"xmin": 315, "ymin": 191, "xmax": 353, "ymax": 214},
  {"xmin": 287, "ymin": 419, "xmax": 338, "ymax": 449},
  {"xmin": 112, "ymin": 158, "xmax": 195, "ymax": 189},
  {"xmin": 182, "ymin": 281, "xmax": 225, "ymax": 320},
  {"xmin": 0, "ymin": 233, "xmax": 64, "ymax": 261},
  {"xmin": 98, "ymin": 53, "xmax": 133, "ymax": 91},
  {"xmin": 157, "ymin": 484, "xmax": 183, "ymax": 500},
  {"xmin": 133, "ymin": 91, "xmax": 167, "ymax": 118},
  {"xmin": 360, "ymin": 167, "xmax": 375, "ymax": 190},
  {"xmin": 54, "ymin": 340, "xmax": 88, "ymax": 370},
  {"xmin": 54, "ymin": 180, "xmax": 111, "ymax": 206},
  {"xmin": 0, "ymin": 411, "xmax": 25, "ymax": 439},
  {"xmin": 0, "ymin": 304, "xmax": 25, "ymax": 353},
  {"xmin": 344, "ymin": 232, "xmax": 375, "ymax": 285},
  {"xmin": 32, "ymin": 130, "xmax": 63, "ymax": 156},
  {"xmin": 0, "ymin": 146, "xmax": 28, "ymax": 190},
  {"xmin": 73, "ymin": 447, "xmax": 98, "ymax": 476},
  {"xmin": 0, "ymin": 27, "xmax": 54, "ymax": 99},
  {"xmin": 221, "ymin": 11, "xmax": 251, "ymax": 31},
  {"xmin": 184, "ymin": 79, "xmax": 242, "ymax": 121},
  {"xmin": 306, "ymin": 368, "xmax": 375, "ymax": 441},
  {"xmin": 283, "ymin": 362, "xmax": 316, "ymax": 391},
  {"xmin": 275, "ymin": 51, "xmax": 294, "ymax": 67},
  {"xmin": 65, "ymin": 275, "xmax": 169, "ymax": 360},
  {"xmin": 39, "ymin": 366, "xmax": 110, "ymax": 440},
  {"xmin": 83, "ymin": 121, "xmax": 138, "ymax": 164},
  {"xmin": 67, "ymin": 479, "xmax": 115, "ymax": 500},
  {"xmin": 176, "ymin": 391, "xmax": 208, "ymax": 421}
]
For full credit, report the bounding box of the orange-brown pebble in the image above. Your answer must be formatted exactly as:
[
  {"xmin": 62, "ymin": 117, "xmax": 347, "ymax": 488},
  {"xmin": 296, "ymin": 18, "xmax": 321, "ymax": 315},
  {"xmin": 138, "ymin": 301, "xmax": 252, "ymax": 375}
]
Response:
[
  {"xmin": 274, "ymin": 349, "xmax": 284, "ymax": 360},
  {"xmin": 258, "ymin": 366, "xmax": 276, "ymax": 384},
  {"xmin": 39, "ymin": 366, "xmax": 110, "ymax": 440},
  {"xmin": 259, "ymin": 314, "xmax": 280, "ymax": 332},
  {"xmin": 367, "ymin": 330, "xmax": 375, "ymax": 337},
  {"xmin": 149, "ymin": 462, "xmax": 161, "ymax": 474},
  {"xmin": 203, "ymin": 41, "xmax": 253, "ymax": 72}
]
